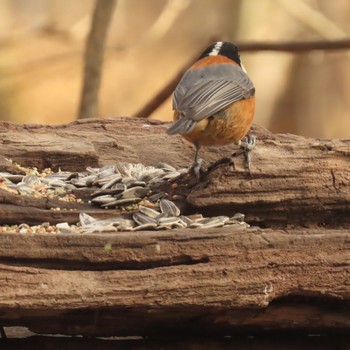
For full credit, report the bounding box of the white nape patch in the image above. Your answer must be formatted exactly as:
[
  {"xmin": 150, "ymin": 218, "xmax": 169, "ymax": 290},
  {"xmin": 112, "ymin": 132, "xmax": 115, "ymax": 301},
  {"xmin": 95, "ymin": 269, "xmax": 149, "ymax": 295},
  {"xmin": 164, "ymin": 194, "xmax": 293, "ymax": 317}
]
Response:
[
  {"xmin": 209, "ymin": 41, "xmax": 223, "ymax": 56},
  {"xmin": 241, "ymin": 63, "xmax": 248, "ymax": 73}
]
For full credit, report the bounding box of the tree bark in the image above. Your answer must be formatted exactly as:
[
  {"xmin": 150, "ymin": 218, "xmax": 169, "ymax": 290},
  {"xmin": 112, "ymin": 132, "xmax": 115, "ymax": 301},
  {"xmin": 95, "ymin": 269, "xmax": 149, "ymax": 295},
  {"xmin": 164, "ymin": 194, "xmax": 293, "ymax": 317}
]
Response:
[
  {"xmin": 0, "ymin": 117, "xmax": 350, "ymax": 337},
  {"xmin": 0, "ymin": 228, "xmax": 349, "ymax": 336},
  {"xmin": 0, "ymin": 117, "xmax": 349, "ymax": 227}
]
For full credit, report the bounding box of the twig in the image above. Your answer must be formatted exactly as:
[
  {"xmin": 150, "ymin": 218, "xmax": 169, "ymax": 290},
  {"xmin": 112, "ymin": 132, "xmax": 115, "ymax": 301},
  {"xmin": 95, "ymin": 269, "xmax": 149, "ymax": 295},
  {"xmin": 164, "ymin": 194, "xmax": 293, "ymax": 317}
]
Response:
[{"xmin": 238, "ymin": 38, "xmax": 350, "ymax": 52}]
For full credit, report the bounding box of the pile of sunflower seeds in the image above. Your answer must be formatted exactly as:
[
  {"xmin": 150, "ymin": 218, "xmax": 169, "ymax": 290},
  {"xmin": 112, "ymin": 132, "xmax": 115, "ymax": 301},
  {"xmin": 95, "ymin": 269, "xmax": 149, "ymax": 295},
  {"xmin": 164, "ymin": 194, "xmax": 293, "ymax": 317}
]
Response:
[
  {"xmin": 0, "ymin": 160, "xmax": 250, "ymax": 233},
  {"xmin": 0, "ymin": 161, "xmax": 185, "ymax": 204},
  {"xmin": 87, "ymin": 162, "xmax": 186, "ymax": 208},
  {"xmin": 79, "ymin": 198, "xmax": 248, "ymax": 233}
]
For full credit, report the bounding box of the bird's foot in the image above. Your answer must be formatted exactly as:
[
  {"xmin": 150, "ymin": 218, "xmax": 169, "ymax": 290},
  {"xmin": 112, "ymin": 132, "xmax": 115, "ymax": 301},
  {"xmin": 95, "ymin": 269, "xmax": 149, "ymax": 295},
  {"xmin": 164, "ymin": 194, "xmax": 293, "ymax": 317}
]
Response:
[
  {"xmin": 189, "ymin": 158, "xmax": 205, "ymax": 179},
  {"xmin": 232, "ymin": 134, "xmax": 256, "ymax": 171}
]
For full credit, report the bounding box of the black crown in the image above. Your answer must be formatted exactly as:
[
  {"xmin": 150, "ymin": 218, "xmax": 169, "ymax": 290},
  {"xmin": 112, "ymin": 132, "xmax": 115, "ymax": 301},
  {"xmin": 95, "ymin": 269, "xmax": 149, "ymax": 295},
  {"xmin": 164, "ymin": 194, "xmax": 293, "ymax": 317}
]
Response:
[{"xmin": 199, "ymin": 41, "xmax": 241, "ymax": 66}]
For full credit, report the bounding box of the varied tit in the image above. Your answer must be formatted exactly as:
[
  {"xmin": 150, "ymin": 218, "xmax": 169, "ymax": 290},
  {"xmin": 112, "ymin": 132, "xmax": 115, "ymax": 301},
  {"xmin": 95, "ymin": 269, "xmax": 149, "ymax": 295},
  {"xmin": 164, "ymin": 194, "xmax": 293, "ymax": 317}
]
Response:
[{"xmin": 167, "ymin": 41, "xmax": 256, "ymax": 177}]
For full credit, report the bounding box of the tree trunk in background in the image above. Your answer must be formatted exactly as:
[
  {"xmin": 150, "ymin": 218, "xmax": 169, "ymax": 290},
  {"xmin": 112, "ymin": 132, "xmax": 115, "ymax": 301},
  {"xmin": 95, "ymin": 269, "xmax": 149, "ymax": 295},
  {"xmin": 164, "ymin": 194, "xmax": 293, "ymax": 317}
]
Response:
[{"xmin": 77, "ymin": 0, "xmax": 117, "ymax": 119}]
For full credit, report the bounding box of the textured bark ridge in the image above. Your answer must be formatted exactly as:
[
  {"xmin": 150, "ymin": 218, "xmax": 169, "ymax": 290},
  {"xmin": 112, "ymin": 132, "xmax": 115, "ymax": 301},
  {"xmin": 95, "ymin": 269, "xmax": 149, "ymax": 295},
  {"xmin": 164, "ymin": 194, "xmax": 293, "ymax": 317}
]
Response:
[
  {"xmin": 0, "ymin": 228, "xmax": 349, "ymax": 336},
  {"xmin": 1, "ymin": 118, "xmax": 349, "ymax": 227},
  {"xmin": 0, "ymin": 117, "xmax": 349, "ymax": 337},
  {"xmin": 187, "ymin": 131, "xmax": 350, "ymax": 227}
]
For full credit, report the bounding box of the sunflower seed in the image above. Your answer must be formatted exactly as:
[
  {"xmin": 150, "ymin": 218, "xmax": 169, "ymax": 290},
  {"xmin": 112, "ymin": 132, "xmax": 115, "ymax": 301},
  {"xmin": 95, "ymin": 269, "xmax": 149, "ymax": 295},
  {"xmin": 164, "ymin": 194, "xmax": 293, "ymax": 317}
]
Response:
[
  {"xmin": 86, "ymin": 166, "xmax": 99, "ymax": 175},
  {"xmin": 155, "ymin": 225, "xmax": 172, "ymax": 230},
  {"xmin": 64, "ymin": 183, "xmax": 77, "ymax": 190},
  {"xmin": 231, "ymin": 213, "xmax": 245, "ymax": 222},
  {"xmin": 225, "ymin": 222, "xmax": 250, "ymax": 229},
  {"xmin": 171, "ymin": 222, "xmax": 187, "ymax": 229},
  {"xmin": 115, "ymin": 162, "xmax": 132, "ymax": 177},
  {"xmin": 111, "ymin": 183, "xmax": 127, "ymax": 192},
  {"xmin": 132, "ymin": 223, "xmax": 158, "ymax": 231},
  {"xmin": 186, "ymin": 214, "xmax": 204, "ymax": 221},
  {"xmin": 133, "ymin": 212, "xmax": 157, "ymax": 225},
  {"xmin": 129, "ymin": 180, "xmax": 147, "ymax": 187},
  {"xmin": 91, "ymin": 195, "xmax": 116, "ymax": 205},
  {"xmin": 158, "ymin": 216, "xmax": 181, "ymax": 225},
  {"xmin": 117, "ymin": 223, "xmax": 135, "ymax": 231},
  {"xmin": 45, "ymin": 172, "xmax": 77, "ymax": 181},
  {"xmin": 179, "ymin": 215, "xmax": 193, "ymax": 226},
  {"xmin": 71, "ymin": 175, "xmax": 97, "ymax": 187},
  {"xmin": 101, "ymin": 174, "xmax": 122, "ymax": 189},
  {"xmin": 111, "ymin": 219, "xmax": 135, "ymax": 227},
  {"xmin": 0, "ymin": 173, "xmax": 24, "ymax": 183},
  {"xmin": 138, "ymin": 205, "xmax": 161, "ymax": 219},
  {"xmin": 160, "ymin": 199, "xmax": 180, "ymax": 217},
  {"xmin": 155, "ymin": 162, "xmax": 177, "ymax": 172},
  {"xmin": 16, "ymin": 183, "xmax": 34, "ymax": 195},
  {"xmin": 79, "ymin": 213, "xmax": 97, "ymax": 226},
  {"xmin": 162, "ymin": 171, "xmax": 183, "ymax": 180},
  {"xmin": 139, "ymin": 170, "xmax": 164, "ymax": 183},
  {"xmin": 56, "ymin": 222, "xmax": 76, "ymax": 234},
  {"xmin": 81, "ymin": 222, "xmax": 117, "ymax": 233},
  {"xmin": 22, "ymin": 174, "xmax": 41, "ymax": 186},
  {"xmin": 120, "ymin": 176, "xmax": 136, "ymax": 186},
  {"xmin": 101, "ymin": 197, "xmax": 141, "ymax": 208},
  {"xmin": 147, "ymin": 192, "xmax": 165, "ymax": 202},
  {"xmin": 91, "ymin": 185, "xmax": 126, "ymax": 198},
  {"xmin": 98, "ymin": 165, "xmax": 116, "ymax": 178},
  {"xmin": 188, "ymin": 221, "xmax": 204, "ymax": 228},
  {"xmin": 42, "ymin": 179, "xmax": 67, "ymax": 188},
  {"xmin": 198, "ymin": 217, "xmax": 226, "ymax": 228},
  {"xmin": 121, "ymin": 186, "xmax": 150, "ymax": 199}
]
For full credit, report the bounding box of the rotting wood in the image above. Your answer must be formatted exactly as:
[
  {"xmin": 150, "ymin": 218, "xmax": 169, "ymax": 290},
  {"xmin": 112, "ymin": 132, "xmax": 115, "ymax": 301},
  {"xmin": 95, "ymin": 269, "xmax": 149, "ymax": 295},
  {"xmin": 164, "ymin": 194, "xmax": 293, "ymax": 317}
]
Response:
[
  {"xmin": 0, "ymin": 118, "xmax": 224, "ymax": 170},
  {"xmin": 0, "ymin": 227, "xmax": 349, "ymax": 336},
  {"xmin": 186, "ymin": 132, "xmax": 350, "ymax": 227},
  {"xmin": 0, "ymin": 117, "xmax": 350, "ymax": 337},
  {"xmin": 1, "ymin": 118, "xmax": 350, "ymax": 227},
  {"xmin": 0, "ymin": 188, "xmax": 131, "ymax": 225}
]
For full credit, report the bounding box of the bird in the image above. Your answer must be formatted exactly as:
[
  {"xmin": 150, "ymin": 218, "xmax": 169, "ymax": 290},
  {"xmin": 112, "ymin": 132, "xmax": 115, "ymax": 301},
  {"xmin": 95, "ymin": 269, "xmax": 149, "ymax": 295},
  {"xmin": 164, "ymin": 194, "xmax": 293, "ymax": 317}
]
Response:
[{"xmin": 166, "ymin": 41, "xmax": 256, "ymax": 177}]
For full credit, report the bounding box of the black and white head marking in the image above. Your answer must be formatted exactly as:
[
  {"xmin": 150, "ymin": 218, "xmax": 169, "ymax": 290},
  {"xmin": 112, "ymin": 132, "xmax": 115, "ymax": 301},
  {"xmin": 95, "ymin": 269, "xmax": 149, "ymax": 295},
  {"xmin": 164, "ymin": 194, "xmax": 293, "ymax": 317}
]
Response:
[
  {"xmin": 208, "ymin": 41, "xmax": 224, "ymax": 56},
  {"xmin": 198, "ymin": 41, "xmax": 242, "ymax": 67}
]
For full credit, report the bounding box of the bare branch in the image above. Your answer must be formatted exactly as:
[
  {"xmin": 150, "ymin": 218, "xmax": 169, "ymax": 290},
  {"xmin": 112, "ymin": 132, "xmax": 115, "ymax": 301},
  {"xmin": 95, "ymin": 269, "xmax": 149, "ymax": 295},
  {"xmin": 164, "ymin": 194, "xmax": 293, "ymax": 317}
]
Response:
[
  {"xmin": 238, "ymin": 38, "xmax": 350, "ymax": 52},
  {"xmin": 78, "ymin": 0, "xmax": 117, "ymax": 119}
]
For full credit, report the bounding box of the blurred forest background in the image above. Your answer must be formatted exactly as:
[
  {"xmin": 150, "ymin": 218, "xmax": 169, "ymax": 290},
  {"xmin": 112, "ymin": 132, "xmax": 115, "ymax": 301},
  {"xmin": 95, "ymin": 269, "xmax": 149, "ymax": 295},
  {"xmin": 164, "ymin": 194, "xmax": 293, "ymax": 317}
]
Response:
[{"xmin": 0, "ymin": 0, "xmax": 349, "ymax": 138}]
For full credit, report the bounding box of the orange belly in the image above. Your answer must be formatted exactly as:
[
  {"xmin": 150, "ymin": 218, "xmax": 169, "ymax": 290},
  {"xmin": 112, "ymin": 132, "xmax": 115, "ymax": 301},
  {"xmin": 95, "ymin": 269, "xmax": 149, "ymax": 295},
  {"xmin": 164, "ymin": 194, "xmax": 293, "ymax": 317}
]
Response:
[{"xmin": 174, "ymin": 96, "xmax": 255, "ymax": 147}]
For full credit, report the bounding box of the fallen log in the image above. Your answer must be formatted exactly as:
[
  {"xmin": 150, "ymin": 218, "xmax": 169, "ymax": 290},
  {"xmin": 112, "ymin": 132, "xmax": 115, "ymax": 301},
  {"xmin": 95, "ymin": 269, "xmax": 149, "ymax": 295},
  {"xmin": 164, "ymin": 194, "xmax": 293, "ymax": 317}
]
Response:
[
  {"xmin": 0, "ymin": 227, "xmax": 349, "ymax": 336},
  {"xmin": 0, "ymin": 117, "xmax": 349, "ymax": 338},
  {"xmin": 0, "ymin": 118, "xmax": 349, "ymax": 227}
]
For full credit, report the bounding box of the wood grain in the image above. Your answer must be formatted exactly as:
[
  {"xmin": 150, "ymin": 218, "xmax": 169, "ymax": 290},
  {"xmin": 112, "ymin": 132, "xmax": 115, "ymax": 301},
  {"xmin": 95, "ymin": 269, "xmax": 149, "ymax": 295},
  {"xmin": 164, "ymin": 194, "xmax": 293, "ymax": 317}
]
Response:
[
  {"xmin": 0, "ymin": 117, "xmax": 350, "ymax": 337},
  {"xmin": 0, "ymin": 227, "xmax": 349, "ymax": 336}
]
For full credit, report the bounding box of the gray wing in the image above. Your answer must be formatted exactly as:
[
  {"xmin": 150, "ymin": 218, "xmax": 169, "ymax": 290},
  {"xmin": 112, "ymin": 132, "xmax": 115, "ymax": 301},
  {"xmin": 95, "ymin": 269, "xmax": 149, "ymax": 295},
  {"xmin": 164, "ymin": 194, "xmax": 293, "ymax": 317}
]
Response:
[{"xmin": 167, "ymin": 63, "xmax": 254, "ymax": 135}]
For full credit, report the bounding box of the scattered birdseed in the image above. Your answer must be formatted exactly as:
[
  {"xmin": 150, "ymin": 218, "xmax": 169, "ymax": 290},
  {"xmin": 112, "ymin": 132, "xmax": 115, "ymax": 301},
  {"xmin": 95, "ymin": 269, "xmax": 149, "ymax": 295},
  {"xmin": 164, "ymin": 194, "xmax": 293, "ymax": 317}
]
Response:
[
  {"xmin": 0, "ymin": 159, "xmax": 250, "ymax": 234},
  {"xmin": 79, "ymin": 198, "xmax": 249, "ymax": 233}
]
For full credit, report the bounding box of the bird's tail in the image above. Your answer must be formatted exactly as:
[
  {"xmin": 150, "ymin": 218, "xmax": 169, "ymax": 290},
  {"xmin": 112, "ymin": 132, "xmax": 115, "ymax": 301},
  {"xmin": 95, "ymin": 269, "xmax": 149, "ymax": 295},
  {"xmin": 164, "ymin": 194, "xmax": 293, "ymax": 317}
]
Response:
[{"xmin": 166, "ymin": 118, "xmax": 196, "ymax": 135}]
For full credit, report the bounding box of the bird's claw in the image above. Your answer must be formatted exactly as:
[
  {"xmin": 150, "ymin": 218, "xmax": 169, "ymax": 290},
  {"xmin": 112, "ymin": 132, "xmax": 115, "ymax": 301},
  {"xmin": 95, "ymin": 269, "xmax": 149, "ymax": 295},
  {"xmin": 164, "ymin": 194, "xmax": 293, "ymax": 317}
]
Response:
[
  {"xmin": 189, "ymin": 158, "xmax": 204, "ymax": 179},
  {"xmin": 232, "ymin": 134, "xmax": 256, "ymax": 171}
]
